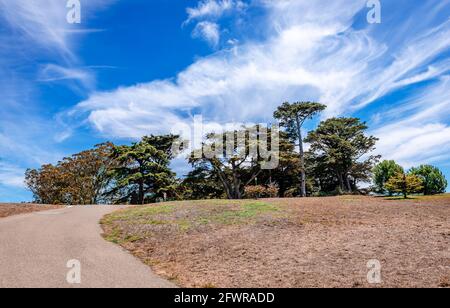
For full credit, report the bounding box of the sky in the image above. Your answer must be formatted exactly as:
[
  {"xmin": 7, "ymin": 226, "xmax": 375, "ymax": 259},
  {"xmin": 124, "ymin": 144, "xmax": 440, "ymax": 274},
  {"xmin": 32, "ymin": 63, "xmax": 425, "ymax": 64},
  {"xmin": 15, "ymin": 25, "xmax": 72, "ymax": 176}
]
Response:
[{"xmin": 0, "ymin": 0, "xmax": 449, "ymax": 202}]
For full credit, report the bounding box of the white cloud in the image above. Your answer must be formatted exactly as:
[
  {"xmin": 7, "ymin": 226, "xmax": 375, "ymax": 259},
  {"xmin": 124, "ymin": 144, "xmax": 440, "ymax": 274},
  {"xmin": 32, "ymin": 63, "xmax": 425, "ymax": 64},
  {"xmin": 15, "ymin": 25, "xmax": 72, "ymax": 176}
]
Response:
[
  {"xmin": 0, "ymin": 162, "xmax": 25, "ymax": 188},
  {"xmin": 70, "ymin": 0, "xmax": 450, "ymax": 168},
  {"xmin": 0, "ymin": 0, "xmax": 115, "ymax": 199},
  {"xmin": 185, "ymin": 0, "xmax": 247, "ymax": 47},
  {"xmin": 0, "ymin": 0, "xmax": 114, "ymax": 56},
  {"xmin": 38, "ymin": 64, "xmax": 95, "ymax": 89},
  {"xmin": 186, "ymin": 0, "xmax": 245, "ymax": 22},
  {"xmin": 374, "ymin": 124, "xmax": 450, "ymax": 169},
  {"xmin": 0, "ymin": 0, "xmax": 73, "ymax": 56},
  {"xmin": 0, "ymin": 0, "xmax": 115, "ymax": 178},
  {"xmin": 372, "ymin": 76, "xmax": 450, "ymax": 168},
  {"xmin": 193, "ymin": 21, "xmax": 221, "ymax": 47}
]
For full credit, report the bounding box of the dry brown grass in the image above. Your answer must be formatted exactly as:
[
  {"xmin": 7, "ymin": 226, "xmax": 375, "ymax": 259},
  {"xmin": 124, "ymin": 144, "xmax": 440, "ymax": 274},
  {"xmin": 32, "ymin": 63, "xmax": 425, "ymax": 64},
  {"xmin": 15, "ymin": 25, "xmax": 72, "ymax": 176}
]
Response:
[
  {"xmin": 101, "ymin": 195, "xmax": 450, "ymax": 288},
  {"xmin": 0, "ymin": 203, "xmax": 62, "ymax": 218}
]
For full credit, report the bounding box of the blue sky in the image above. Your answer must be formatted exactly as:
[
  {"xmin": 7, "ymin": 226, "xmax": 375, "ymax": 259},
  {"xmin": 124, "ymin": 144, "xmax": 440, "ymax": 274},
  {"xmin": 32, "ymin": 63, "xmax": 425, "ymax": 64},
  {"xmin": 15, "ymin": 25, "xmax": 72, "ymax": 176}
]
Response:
[{"xmin": 0, "ymin": 0, "xmax": 449, "ymax": 202}]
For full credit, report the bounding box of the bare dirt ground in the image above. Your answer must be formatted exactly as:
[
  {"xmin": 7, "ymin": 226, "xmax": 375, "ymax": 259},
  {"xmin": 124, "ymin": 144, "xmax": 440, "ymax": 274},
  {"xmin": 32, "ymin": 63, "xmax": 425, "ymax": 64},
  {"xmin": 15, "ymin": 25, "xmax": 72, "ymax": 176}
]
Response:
[
  {"xmin": 101, "ymin": 195, "xmax": 450, "ymax": 288},
  {"xmin": 0, "ymin": 203, "xmax": 62, "ymax": 218}
]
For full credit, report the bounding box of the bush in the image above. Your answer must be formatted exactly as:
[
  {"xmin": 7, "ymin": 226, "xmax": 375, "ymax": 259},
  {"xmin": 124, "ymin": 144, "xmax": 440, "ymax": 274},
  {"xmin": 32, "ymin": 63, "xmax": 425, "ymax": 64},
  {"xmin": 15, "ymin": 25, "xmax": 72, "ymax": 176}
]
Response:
[
  {"xmin": 266, "ymin": 184, "xmax": 279, "ymax": 198},
  {"xmin": 245, "ymin": 184, "xmax": 279, "ymax": 199}
]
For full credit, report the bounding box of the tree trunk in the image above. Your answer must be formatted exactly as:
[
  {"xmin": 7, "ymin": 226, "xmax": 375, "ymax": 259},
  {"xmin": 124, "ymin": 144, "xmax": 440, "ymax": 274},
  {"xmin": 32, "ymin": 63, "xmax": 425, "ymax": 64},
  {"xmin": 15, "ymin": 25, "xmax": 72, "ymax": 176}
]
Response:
[
  {"xmin": 223, "ymin": 186, "xmax": 233, "ymax": 200},
  {"xmin": 345, "ymin": 175, "xmax": 352, "ymax": 193},
  {"xmin": 233, "ymin": 187, "xmax": 242, "ymax": 199},
  {"xmin": 232, "ymin": 165, "xmax": 241, "ymax": 199},
  {"xmin": 231, "ymin": 163, "xmax": 242, "ymax": 200},
  {"xmin": 297, "ymin": 118, "xmax": 307, "ymax": 197},
  {"xmin": 337, "ymin": 172, "xmax": 345, "ymax": 192},
  {"xmin": 402, "ymin": 174, "xmax": 408, "ymax": 199},
  {"xmin": 212, "ymin": 163, "xmax": 233, "ymax": 199},
  {"xmin": 138, "ymin": 180, "xmax": 144, "ymax": 205}
]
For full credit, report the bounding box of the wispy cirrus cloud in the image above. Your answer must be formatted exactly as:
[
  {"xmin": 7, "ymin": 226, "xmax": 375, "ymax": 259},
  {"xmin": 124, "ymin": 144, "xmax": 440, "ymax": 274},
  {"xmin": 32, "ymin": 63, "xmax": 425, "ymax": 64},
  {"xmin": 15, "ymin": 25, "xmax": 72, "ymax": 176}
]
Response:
[
  {"xmin": 372, "ymin": 76, "xmax": 450, "ymax": 168},
  {"xmin": 0, "ymin": 162, "xmax": 25, "ymax": 188},
  {"xmin": 0, "ymin": 0, "xmax": 112, "ymax": 91},
  {"xmin": 73, "ymin": 0, "xmax": 450, "ymax": 170},
  {"xmin": 38, "ymin": 64, "xmax": 95, "ymax": 90},
  {"xmin": 0, "ymin": 0, "xmax": 115, "ymax": 194},
  {"xmin": 0, "ymin": 0, "xmax": 74, "ymax": 57},
  {"xmin": 0, "ymin": 0, "xmax": 113, "ymax": 57},
  {"xmin": 192, "ymin": 21, "xmax": 221, "ymax": 47},
  {"xmin": 185, "ymin": 0, "xmax": 247, "ymax": 46},
  {"xmin": 186, "ymin": 0, "xmax": 246, "ymax": 23}
]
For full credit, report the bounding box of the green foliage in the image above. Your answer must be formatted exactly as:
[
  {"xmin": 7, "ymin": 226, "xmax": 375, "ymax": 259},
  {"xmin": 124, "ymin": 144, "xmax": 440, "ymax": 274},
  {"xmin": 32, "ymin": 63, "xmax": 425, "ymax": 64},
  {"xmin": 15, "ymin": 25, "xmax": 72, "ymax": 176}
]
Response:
[
  {"xmin": 409, "ymin": 165, "xmax": 447, "ymax": 195},
  {"xmin": 179, "ymin": 163, "xmax": 225, "ymax": 200},
  {"xmin": 109, "ymin": 135, "xmax": 178, "ymax": 204},
  {"xmin": 274, "ymin": 102, "xmax": 326, "ymax": 197},
  {"xmin": 141, "ymin": 134, "xmax": 182, "ymax": 160},
  {"xmin": 23, "ymin": 101, "xmax": 444, "ymax": 205},
  {"xmin": 305, "ymin": 118, "xmax": 380, "ymax": 193},
  {"xmin": 385, "ymin": 172, "xmax": 424, "ymax": 199},
  {"xmin": 274, "ymin": 102, "xmax": 327, "ymax": 141},
  {"xmin": 182, "ymin": 131, "xmax": 300, "ymax": 200},
  {"xmin": 189, "ymin": 125, "xmax": 277, "ymax": 200},
  {"xmin": 373, "ymin": 160, "xmax": 404, "ymax": 195},
  {"xmin": 254, "ymin": 131, "xmax": 301, "ymax": 197}
]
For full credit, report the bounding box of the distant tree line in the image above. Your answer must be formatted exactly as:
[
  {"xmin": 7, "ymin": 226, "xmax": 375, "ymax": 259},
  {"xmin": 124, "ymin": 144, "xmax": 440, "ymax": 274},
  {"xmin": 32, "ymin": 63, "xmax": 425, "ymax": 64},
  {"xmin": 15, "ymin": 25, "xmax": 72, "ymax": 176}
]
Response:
[
  {"xmin": 25, "ymin": 102, "xmax": 448, "ymax": 204},
  {"xmin": 26, "ymin": 136, "xmax": 180, "ymax": 205},
  {"xmin": 373, "ymin": 161, "xmax": 447, "ymax": 198}
]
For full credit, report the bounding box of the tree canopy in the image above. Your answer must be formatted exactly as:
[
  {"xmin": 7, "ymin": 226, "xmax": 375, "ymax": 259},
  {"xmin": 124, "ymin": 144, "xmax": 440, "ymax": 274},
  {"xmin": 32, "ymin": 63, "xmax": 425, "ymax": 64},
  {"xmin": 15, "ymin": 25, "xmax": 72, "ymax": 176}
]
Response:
[
  {"xmin": 189, "ymin": 125, "xmax": 279, "ymax": 199},
  {"xmin": 274, "ymin": 102, "xmax": 326, "ymax": 197},
  {"xmin": 108, "ymin": 135, "xmax": 178, "ymax": 204},
  {"xmin": 373, "ymin": 160, "xmax": 404, "ymax": 195},
  {"xmin": 385, "ymin": 172, "xmax": 424, "ymax": 199},
  {"xmin": 25, "ymin": 143, "xmax": 116, "ymax": 205},
  {"xmin": 305, "ymin": 118, "xmax": 380, "ymax": 193},
  {"xmin": 409, "ymin": 165, "xmax": 447, "ymax": 195},
  {"xmin": 180, "ymin": 162, "xmax": 225, "ymax": 200},
  {"xmin": 23, "ymin": 103, "xmax": 447, "ymax": 204}
]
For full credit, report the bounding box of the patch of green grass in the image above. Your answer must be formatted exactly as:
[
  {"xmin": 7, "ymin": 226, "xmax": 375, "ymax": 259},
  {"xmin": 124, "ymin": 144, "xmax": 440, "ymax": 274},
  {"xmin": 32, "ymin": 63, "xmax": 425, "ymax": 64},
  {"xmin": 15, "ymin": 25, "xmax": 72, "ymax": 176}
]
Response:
[
  {"xmin": 100, "ymin": 214, "xmax": 117, "ymax": 226},
  {"xmin": 197, "ymin": 217, "xmax": 211, "ymax": 225},
  {"xmin": 102, "ymin": 212, "xmax": 145, "ymax": 244},
  {"xmin": 104, "ymin": 205, "xmax": 175, "ymax": 222},
  {"xmin": 144, "ymin": 259, "xmax": 161, "ymax": 266},
  {"xmin": 125, "ymin": 205, "xmax": 175, "ymax": 217},
  {"xmin": 383, "ymin": 193, "xmax": 450, "ymax": 201},
  {"xmin": 102, "ymin": 201, "xmax": 281, "ymax": 238},
  {"xmin": 207, "ymin": 201, "xmax": 279, "ymax": 225},
  {"xmin": 103, "ymin": 226, "xmax": 123, "ymax": 244},
  {"xmin": 417, "ymin": 193, "xmax": 450, "ymax": 199},
  {"xmin": 103, "ymin": 226, "xmax": 142, "ymax": 244},
  {"xmin": 384, "ymin": 196, "xmax": 418, "ymax": 201},
  {"xmin": 177, "ymin": 219, "xmax": 192, "ymax": 232}
]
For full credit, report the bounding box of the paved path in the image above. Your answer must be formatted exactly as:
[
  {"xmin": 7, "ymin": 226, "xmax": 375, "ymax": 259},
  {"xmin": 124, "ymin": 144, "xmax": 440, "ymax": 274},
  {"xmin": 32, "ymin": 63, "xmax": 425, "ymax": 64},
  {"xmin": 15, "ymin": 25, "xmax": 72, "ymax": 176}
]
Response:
[{"xmin": 0, "ymin": 206, "xmax": 176, "ymax": 288}]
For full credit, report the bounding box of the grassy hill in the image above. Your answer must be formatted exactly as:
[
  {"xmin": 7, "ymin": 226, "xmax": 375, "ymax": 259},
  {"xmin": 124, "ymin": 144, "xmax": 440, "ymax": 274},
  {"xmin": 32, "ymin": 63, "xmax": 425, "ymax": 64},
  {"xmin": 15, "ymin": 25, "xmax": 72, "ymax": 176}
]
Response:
[{"xmin": 101, "ymin": 195, "xmax": 450, "ymax": 288}]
